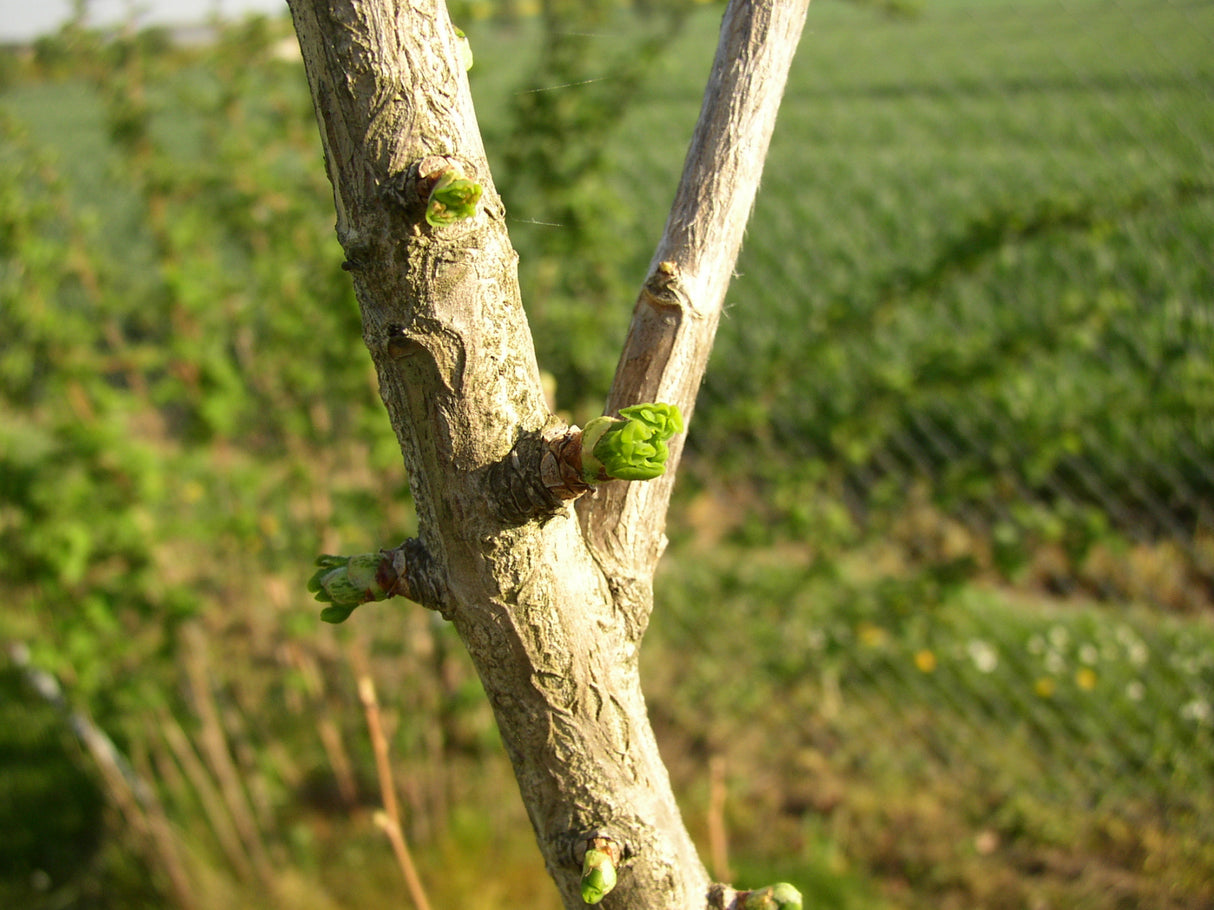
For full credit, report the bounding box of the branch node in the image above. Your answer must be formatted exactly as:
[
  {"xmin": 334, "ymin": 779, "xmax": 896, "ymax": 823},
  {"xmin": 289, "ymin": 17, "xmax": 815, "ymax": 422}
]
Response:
[
  {"xmin": 484, "ymin": 423, "xmax": 576, "ymax": 525},
  {"xmin": 542, "ymin": 425, "xmax": 594, "ymax": 500},
  {"xmin": 641, "ymin": 259, "xmax": 691, "ymax": 317},
  {"xmin": 385, "ymin": 324, "xmax": 425, "ymax": 360}
]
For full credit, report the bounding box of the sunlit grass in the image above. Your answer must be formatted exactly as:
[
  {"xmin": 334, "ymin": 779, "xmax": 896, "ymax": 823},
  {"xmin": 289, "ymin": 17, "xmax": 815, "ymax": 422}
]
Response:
[{"xmin": 648, "ymin": 539, "xmax": 1214, "ymax": 907}]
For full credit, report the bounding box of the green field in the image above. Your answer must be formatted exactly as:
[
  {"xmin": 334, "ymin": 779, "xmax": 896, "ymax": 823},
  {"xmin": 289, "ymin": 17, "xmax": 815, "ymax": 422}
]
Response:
[{"xmin": 2, "ymin": 1, "xmax": 1213, "ymax": 907}]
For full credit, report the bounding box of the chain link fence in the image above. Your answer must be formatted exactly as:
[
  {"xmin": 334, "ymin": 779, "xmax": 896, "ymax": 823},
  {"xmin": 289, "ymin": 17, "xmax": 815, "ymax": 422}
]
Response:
[
  {"xmin": 694, "ymin": 0, "xmax": 1213, "ymax": 603},
  {"xmin": 494, "ymin": 0, "xmax": 1214, "ymax": 903},
  {"xmin": 498, "ymin": 0, "xmax": 1213, "ymax": 606}
]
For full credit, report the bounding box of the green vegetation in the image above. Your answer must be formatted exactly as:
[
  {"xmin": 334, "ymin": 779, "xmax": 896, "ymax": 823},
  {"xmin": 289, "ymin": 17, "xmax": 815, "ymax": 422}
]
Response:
[
  {"xmin": 1, "ymin": 1, "xmax": 1211, "ymax": 908},
  {"xmin": 649, "ymin": 544, "xmax": 1214, "ymax": 908}
]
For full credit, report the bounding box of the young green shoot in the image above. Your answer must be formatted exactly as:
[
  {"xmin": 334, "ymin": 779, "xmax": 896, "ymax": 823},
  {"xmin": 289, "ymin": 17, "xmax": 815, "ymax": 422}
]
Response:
[
  {"xmin": 425, "ymin": 170, "xmax": 482, "ymax": 227},
  {"xmin": 308, "ymin": 552, "xmax": 393, "ymax": 624},
  {"xmin": 454, "ymin": 26, "xmax": 473, "ymax": 71},
  {"xmin": 580, "ymin": 844, "xmax": 620, "ymax": 904},
  {"xmin": 579, "ymin": 402, "xmax": 684, "ymax": 484}
]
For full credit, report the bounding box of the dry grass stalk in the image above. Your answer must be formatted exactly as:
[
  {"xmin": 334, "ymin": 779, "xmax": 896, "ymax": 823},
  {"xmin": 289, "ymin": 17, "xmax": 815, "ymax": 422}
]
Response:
[
  {"xmin": 708, "ymin": 754, "xmax": 732, "ymax": 882},
  {"xmin": 357, "ymin": 672, "xmax": 433, "ymax": 910},
  {"xmin": 181, "ymin": 623, "xmax": 275, "ymax": 887},
  {"xmin": 157, "ymin": 706, "xmax": 257, "ymax": 883}
]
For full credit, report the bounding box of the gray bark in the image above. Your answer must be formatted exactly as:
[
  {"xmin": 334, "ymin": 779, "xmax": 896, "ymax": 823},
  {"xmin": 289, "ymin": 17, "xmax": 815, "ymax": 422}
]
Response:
[{"xmin": 286, "ymin": 1, "xmax": 809, "ymax": 907}]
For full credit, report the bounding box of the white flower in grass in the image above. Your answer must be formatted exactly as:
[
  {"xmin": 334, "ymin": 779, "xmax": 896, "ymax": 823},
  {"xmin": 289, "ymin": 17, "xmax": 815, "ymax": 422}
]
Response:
[
  {"xmin": 966, "ymin": 639, "xmax": 998, "ymax": 674},
  {"xmin": 1045, "ymin": 650, "xmax": 1066, "ymax": 674},
  {"xmin": 1079, "ymin": 643, "xmax": 1099, "ymax": 665},
  {"xmin": 1048, "ymin": 624, "xmax": 1070, "ymax": 650},
  {"xmin": 1171, "ymin": 653, "xmax": 1204, "ymax": 677},
  {"xmin": 1125, "ymin": 641, "xmax": 1149, "ymax": 667},
  {"xmin": 1125, "ymin": 680, "xmax": 1145, "ymax": 702}
]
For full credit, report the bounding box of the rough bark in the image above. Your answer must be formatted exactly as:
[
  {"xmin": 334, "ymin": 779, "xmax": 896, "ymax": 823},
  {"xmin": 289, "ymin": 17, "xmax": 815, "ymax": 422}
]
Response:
[{"xmin": 286, "ymin": 1, "xmax": 809, "ymax": 907}]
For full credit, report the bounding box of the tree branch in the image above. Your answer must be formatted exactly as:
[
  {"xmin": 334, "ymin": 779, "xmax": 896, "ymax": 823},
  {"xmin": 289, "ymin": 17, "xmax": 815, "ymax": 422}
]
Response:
[
  {"xmin": 287, "ymin": 0, "xmax": 809, "ymax": 906},
  {"xmin": 580, "ymin": 0, "xmax": 811, "ymax": 578}
]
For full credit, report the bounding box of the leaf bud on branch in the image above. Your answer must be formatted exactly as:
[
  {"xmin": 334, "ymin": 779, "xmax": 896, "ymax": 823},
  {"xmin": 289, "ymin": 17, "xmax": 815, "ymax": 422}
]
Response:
[
  {"xmin": 307, "ymin": 539, "xmax": 442, "ymax": 623},
  {"xmin": 424, "ymin": 167, "xmax": 481, "ymax": 227},
  {"xmin": 579, "ymin": 834, "xmax": 622, "ymax": 905},
  {"xmin": 578, "ymin": 402, "xmax": 684, "ymax": 484},
  {"xmin": 708, "ymin": 882, "xmax": 803, "ymax": 910},
  {"xmin": 308, "ymin": 552, "xmax": 394, "ymax": 623}
]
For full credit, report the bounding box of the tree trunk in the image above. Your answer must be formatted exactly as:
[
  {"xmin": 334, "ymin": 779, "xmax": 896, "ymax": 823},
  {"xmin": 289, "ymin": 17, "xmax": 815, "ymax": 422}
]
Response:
[{"xmin": 286, "ymin": 1, "xmax": 809, "ymax": 907}]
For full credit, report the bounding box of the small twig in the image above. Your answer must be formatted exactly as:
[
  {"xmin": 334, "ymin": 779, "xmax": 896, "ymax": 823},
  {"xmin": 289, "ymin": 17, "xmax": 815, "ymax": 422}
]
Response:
[{"xmin": 357, "ymin": 672, "xmax": 433, "ymax": 910}]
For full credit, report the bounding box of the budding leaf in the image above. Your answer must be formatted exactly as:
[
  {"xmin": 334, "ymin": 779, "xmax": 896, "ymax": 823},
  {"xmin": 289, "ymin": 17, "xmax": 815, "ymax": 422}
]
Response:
[
  {"xmin": 742, "ymin": 883, "xmax": 803, "ymax": 910},
  {"xmin": 454, "ymin": 26, "xmax": 473, "ymax": 71},
  {"xmin": 307, "ymin": 552, "xmax": 388, "ymax": 622},
  {"xmin": 319, "ymin": 603, "xmax": 359, "ymax": 625},
  {"xmin": 582, "ymin": 401, "xmax": 684, "ymax": 483},
  {"xmin": 580, "ymin": 848, "xmax": 618, "ymax": 904},
  {"xmin": 425, "ymin": 171, "xmax": 482, "ymax": 227}
]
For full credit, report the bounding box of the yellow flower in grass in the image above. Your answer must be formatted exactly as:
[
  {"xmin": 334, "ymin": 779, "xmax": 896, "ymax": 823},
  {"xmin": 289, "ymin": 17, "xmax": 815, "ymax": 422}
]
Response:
[
  {"xmin": 858, "ymin": 622, "xmax": 886, "ymax": 647},
  {"xmin": 914, "ymin": 649, "xmax": 937, "ymax": 673},
  {"xmin": 1034, "ymin": 676, "xmax": 1056, "ymax": 698},
  {"xmin": 1076, "ymin": 667, "xmax": 1098, "ymax": 691}
]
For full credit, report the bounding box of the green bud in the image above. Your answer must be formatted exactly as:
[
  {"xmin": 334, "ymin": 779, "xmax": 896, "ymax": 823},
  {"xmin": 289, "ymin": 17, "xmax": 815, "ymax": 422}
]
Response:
[
  {"xmin": 742, "ymin": 883, "xmax": 803, "ymax": 910},
  {"xmin": 580, "ymin": 401, "xmax": 683, "ymax": 483},
  {"xmin": 307, "ymin": 552, "xmax": 390, "ymax": 623},
  {"xmin": 425, "ymin": 170, "xmax": 482, "ymax": 227},
  {"xmin": 580, "ymin": 848, "xmax": 618, "ymax": 904}
]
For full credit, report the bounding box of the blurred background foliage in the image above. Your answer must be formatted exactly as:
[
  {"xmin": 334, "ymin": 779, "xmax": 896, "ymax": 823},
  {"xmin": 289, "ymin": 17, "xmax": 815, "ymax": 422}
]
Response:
[{"xmin": 1, "ymin": 0, "xmax": 1212, "ymax": 908}]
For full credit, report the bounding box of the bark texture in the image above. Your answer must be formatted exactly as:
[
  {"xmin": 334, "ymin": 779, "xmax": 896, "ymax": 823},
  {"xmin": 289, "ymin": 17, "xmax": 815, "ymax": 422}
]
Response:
[{"xmin": 286, "ymin": 1, "xmax": 809, "ymax": 907}]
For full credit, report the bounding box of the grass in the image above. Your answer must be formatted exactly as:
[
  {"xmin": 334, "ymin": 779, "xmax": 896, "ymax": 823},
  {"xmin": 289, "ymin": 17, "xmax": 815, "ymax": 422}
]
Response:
[{"xmin": 648, "ymin": 536, "xmax": 1214, "ymax": 907}]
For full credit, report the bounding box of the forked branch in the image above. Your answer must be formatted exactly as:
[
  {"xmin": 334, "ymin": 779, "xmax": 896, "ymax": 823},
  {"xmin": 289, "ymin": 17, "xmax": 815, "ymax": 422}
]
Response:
[{"xmin": 287, "ymin": 0, "xmax": 810, "ymax": 906}]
